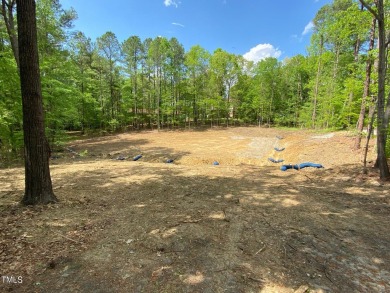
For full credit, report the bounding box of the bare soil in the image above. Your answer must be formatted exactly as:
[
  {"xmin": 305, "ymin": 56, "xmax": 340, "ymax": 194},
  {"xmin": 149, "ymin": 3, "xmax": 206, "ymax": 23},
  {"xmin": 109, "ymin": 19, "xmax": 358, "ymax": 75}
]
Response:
[{"xmin": 1, "ymin": 127, "xmax": 389, "ymax": 293}]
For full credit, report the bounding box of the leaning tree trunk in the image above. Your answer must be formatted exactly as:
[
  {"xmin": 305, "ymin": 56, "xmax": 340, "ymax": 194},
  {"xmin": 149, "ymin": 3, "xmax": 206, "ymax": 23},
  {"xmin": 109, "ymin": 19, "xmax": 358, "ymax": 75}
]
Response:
[{"xmin": 17, "ymin": 0, "xmax": 58, "ymax": 204}]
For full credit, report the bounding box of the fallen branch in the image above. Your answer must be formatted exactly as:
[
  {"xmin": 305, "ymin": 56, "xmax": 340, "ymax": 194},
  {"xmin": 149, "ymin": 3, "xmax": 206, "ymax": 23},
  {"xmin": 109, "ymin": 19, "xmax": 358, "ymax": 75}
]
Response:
[
  {"xmin": 248, "ymin": 276, "xmax": 264, "ymax": 282},
  {"xmin": 324, "ymin": 267, "xmax": 334, "ymax": 284},
  {"xmin": 287, "ymin": 243, "xmax": 297, "ymax": 251},
  {"xmin": 53, "ymin": 231, "xmax": 80, "ymax": 244},
  {"xmin": 254, "ymin": 245, "xmax": 266, "ymax": 255},
  {"xmin": 179, "ymin": 219, "xmax": 201, "ymax": 224}
]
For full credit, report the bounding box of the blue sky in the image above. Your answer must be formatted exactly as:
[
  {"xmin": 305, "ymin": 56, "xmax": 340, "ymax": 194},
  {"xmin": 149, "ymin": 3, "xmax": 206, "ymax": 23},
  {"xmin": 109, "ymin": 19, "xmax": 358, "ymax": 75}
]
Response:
[{"xmin": 61, "ymin": 0, "xmax": 332, "ymax": 62}]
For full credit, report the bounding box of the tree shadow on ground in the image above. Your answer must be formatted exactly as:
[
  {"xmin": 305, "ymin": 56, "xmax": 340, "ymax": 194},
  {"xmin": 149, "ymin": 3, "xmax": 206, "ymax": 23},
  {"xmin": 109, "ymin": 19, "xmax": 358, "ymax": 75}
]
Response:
[
  {"xmin": 50, "ymin": 138, "xmax": 192, "ymax": 165},
  {"xmin": 1, "ymin": 162, "xmax": 389, "ymax": 292}
]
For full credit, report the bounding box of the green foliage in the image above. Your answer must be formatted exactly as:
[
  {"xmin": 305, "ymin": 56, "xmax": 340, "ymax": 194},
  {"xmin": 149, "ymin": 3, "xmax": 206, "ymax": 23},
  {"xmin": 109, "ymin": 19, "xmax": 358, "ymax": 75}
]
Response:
[
  {"xmin": 1, "ymin": 0, "xmax": 390, "ymax": 161},
  {"xmin": 0, "ymin": 30, "xmax": 22, "ymax": 154}
]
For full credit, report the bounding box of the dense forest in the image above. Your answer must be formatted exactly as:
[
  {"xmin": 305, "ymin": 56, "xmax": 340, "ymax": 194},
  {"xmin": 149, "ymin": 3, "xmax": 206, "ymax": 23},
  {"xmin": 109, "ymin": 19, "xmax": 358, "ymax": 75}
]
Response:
[{"xmin": 1, "ymin": 0, "xmax": 389, "ymax": 158}]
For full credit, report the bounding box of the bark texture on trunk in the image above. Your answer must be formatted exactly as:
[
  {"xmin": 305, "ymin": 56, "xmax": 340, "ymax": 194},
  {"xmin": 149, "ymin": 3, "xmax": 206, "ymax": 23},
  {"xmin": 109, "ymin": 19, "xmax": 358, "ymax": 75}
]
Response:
[
  {"xmin": 359, "ymin": 0, "xmax": 390, "ymax": 180},
  {"xmin": 17, "ymin": 0, "xmax": 58, "ymax": 204},
  {"xmin": 375, "ymin": 0, "xmax": 390, "ymax": 180}
]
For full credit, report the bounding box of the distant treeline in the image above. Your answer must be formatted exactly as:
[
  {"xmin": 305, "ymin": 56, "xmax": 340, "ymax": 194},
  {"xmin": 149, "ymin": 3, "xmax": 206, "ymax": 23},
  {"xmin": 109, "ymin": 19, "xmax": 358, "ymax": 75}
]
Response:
[{"xmin": 1, "ymin": 0, "xmax": 389, "ymax": 155}]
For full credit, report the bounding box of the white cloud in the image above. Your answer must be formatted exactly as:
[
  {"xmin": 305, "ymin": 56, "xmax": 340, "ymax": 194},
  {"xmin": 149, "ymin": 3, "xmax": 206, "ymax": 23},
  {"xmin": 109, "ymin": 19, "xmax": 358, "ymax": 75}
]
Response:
[
  {"xmin": 302, "ymin": 21, "xmax": 314, "ymax": 35},
  {"xmin": 243, "ymin": 44, "xmax": 282, "ymax": 63},
  {"xmin": 172, "ymin": 22, "xmax": 184, "ymax": 27},
  {"xmin": 164, "ymin": 0, "xmax": 180, "ymax": 7}
]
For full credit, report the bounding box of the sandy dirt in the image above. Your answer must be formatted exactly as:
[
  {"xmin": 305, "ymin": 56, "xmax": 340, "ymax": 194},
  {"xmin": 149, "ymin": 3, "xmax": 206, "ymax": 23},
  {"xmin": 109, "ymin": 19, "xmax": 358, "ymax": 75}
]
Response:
[{"xmin": 0, "ymin": 127, "xmax": 389, "ymax": 293}]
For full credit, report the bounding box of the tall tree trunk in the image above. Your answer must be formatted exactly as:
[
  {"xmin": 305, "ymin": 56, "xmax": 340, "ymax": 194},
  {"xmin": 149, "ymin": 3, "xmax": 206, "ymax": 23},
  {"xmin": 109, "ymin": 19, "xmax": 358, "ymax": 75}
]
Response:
[
  {"xmin": 384, "ymin": 88, "xmax": 390, "ymax": 142},
  {"xmin": 226, "ymin": 83, "xmax": 231, "ymax": 127},
  {"xmin": 170, "ymin": 76, "xmax": 175, "ymax": 127},
  {"xmin": 328, "ymin": 45, "xmax": 340, "ymax": 128},
  {"xmin": 383, "ymin": 41, "xmax": 390, "ymax": 143},
  {"xmin": 312, "ymin": 35, "xmax": 323, "ymax": 128},
  {"xmin": 374, "ymin": 0, "xmax": 390, "ymax": 180},
  {"xmin": 17, "ymin": 0, "xmax": 57, "ymax": 204},
  {"xmin": 157, "ymin": 67, "xmax": 161, "ymax": 130},
  {"xmin": 363, "ymin": 96, "xmax": 376, "ymax": 173},
  {"xmin": 80, "ymin": 67, "xmax": 85, "ymax": 133},
  {"xmin": 355, "ymin": 17, "xmax": 376, "ymax": 150},
  {"xmin": 110, "ymin": 70, "xmax": 114, "ymax": 120},
  {"xmin": 360, "ymin": 0, "xmax": 390, "ymax": 180},
  {"xmin": 98, "ymin": 68, "xmax": 105, "ymax": 127},
  {"xmin": 295, "ymin": 74, "xmax": 303, "ymax": 127},
  {"xmin": 132, "ymin": 53, "xmax": 138, "ymax": 128},
  {"xmin": 192, "ymin": 74, "xmax": 198, "ymax": 125}
]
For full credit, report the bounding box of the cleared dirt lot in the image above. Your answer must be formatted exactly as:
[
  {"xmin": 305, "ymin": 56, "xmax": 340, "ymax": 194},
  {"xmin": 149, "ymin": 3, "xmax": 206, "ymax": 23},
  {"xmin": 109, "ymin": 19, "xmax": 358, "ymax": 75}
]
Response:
[{"xmin": 1, "ymin": 127, "xmax": 389, "ymax": 292}]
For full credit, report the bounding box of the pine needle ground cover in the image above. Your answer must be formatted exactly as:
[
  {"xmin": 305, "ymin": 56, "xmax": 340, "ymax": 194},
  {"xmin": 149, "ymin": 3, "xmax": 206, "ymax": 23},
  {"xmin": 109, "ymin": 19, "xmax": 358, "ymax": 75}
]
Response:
[{"xmin": 1, "ymin": 127, "xmax": 389, "ymax": 292}]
